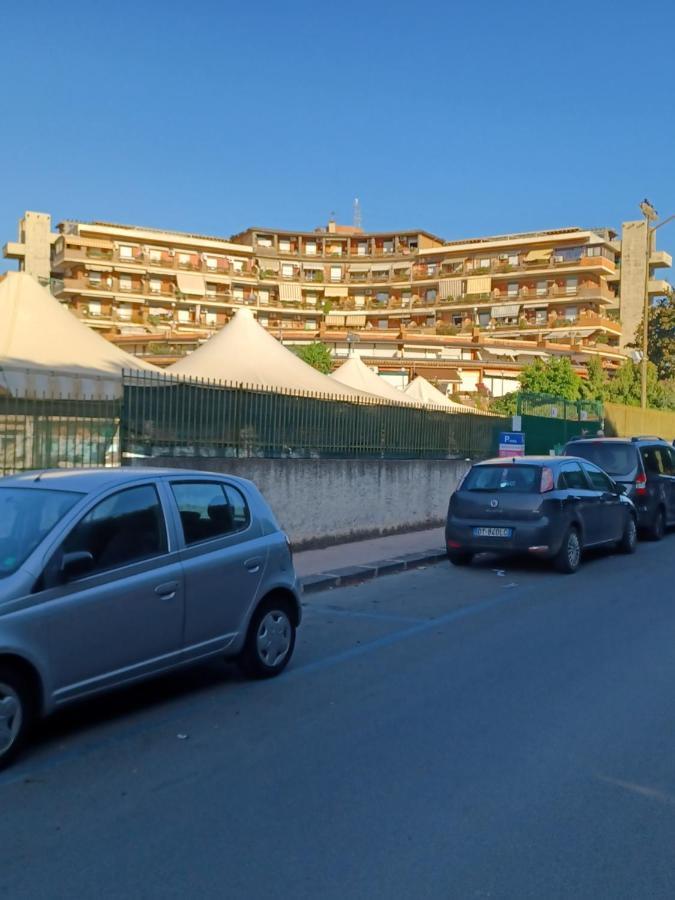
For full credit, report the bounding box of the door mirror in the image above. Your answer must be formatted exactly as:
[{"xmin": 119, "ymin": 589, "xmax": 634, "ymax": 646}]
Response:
[
  {"xmin": 614, "ymin": 482, "xmax": 627, "ymax": 495},
  {"xmin": 61, "ymin": 551, "xmax": 94, "ymax": 581}
]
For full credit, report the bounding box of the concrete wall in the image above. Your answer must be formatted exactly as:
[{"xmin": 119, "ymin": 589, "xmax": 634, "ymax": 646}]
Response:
[
  {"xmin": 619, "ymin": 220, "xmax": 649, "ymax": 349},
  {"xmin": 139, "ymin": 457, "xmax": 470, "ymax": 549}
]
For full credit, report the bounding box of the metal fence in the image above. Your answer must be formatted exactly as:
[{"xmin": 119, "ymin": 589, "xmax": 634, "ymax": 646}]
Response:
[
  {"xmin": 121, "ymin": 372, "xmax": 509, "ymax": 461},
  {"xmin": 0, "ymin": 394, "xmax": 121, "ymax": 475},
  {"xmin": 517, "ymin": 392, "xmax": 604, "ymax": 455}
]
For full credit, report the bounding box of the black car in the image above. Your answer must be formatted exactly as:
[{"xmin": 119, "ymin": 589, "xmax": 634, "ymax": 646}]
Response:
[
  {"xmin": 445, "ymin": 455, "xmax": 637, "ymax": 573},
  {"xmin": 563, "ymin": 436, "xmax": 675, "ymax": 540}
]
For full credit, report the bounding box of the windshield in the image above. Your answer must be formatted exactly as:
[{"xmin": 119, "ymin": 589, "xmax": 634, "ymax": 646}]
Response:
[
  {"xmin": 0, "ymin": 487, "xmax": 84, "ymax": 578},
  {"xmin": 567, "ymin": 442, "xmax": 637, "ymax": 477},
  {"xmin": 462, "ymin": 465, "xmax": 541, "ymax": 493}
]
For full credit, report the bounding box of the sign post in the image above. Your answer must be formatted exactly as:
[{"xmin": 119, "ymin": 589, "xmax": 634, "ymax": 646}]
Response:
[{"xmin": 498, "ymin": 432, "xmax": 525, "ymax": 458}]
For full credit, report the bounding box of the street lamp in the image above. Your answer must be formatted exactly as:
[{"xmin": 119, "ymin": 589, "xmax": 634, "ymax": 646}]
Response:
[{"xmin": 639, "ymin": 200, "xmax": 675, "ymax": 409}]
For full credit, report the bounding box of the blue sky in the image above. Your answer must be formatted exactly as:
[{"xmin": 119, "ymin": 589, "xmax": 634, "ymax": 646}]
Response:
[{"xmin": 1, "ymin": 0, "xmax": 675, "ymax": 248}]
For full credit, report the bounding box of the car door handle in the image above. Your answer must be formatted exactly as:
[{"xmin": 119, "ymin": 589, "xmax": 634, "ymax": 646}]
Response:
[
  {"xmin": 155, "ymin": 581, "xmax": 178, "ymax": 601},
  {"xmin": 244, "ymin": 557, "xmax": 263, "ymax": 574}
]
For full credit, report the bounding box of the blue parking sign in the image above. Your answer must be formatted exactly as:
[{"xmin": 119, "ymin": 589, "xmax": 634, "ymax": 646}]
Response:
[{"xmin": 498, "ymin": 431, "xmax": 525, "ymax": 457}]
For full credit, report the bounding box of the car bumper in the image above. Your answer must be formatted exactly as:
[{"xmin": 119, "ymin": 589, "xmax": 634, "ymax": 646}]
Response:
[{"xmin": 446, "ymin": 516, "xmax": 564, "ymax": 558}]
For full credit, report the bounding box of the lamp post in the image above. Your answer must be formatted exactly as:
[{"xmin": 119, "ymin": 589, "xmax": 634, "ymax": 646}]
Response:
[{"xmin": 638, "ymin": 200, "xmax": 675, "ymax": 409}]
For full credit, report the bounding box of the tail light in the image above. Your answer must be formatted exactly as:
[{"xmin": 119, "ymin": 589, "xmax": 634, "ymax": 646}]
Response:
[
  {"xmin": 635, "ymin": 472, "xmax": 647, "ymax": 496},
  {"xmin": 540, "ymin": 467, "xmax": 555, "ymax": 493}
]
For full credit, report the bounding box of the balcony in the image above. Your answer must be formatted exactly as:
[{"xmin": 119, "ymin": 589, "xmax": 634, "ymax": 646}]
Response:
[
  {"xmin": 2, "ymin": 241, "xmax": 26, "ymax": 261},
  {"xmin": 648, "ymin": 279, "xmax": 671, "ymax": 296},
  {"xmin": 650, "ymin": 251, "xmax": 672, "ymax": 269}
]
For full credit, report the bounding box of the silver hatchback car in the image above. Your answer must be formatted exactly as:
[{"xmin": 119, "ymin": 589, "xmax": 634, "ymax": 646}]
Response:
[{"xmin": 0, "ymin": 468, "xmax": 301, "ymax": 769}]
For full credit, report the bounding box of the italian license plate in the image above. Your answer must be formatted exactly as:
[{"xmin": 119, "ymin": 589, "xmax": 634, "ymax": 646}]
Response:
[{"xmin": 473, "ymin": 526, "xmax": 512, "ymax": 538}]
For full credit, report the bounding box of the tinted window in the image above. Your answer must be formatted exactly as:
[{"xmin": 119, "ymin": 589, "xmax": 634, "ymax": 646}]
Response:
[
  {"xmin": 0, "ymin": 488, "xmax": 83, "ymax": 578},
  {"xmin": 566, "ymin": 442, "xmax": 637, "ymax": 476},
  {"xmin": 462, "ymin": 465, "xmax": 541, "ymax": 493},
  {"xmin": 641, "ymin": 446, "xmax": 672, "ymax": 476},
  {"xmin": 581, "ymin": 463, "xmax": 614, "ymax": 492},
  {"xmin": 558, "ymin": 464, "xmax": 588, "ymax": 491},
  {"xmin": 63, "ymin": 485, "xmax": 166, "ymax": 575},
  {"xmin": 172, "ymin": 482, "xmax": 249, "ymax": 545}
]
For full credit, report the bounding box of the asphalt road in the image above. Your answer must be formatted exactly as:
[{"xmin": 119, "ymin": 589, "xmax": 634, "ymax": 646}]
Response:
[{"xmin": 1, "ymin": 537, "xmax": 675, "ymax": 899}]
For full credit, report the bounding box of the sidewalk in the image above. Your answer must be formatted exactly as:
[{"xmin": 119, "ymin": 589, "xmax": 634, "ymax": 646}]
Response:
[{"xmin": 295, "ymin": 526, "xmax": 446, "ymax": 594}]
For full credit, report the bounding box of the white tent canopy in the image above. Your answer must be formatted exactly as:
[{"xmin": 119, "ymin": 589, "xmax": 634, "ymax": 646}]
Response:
[
  {"xmin": 330, "ymin": 356, "xmax": 418, "ymax": 405},
  {"xmin": 404, "ymin": 375, "xmax": 480, "ymax": 413},
  {"xmin": 0, "ymin": 272, "xmax": 158, "ymax": 398},
  {"xmin": 169, "ymin": 307, "xmax": 366, "ymax": 399}
]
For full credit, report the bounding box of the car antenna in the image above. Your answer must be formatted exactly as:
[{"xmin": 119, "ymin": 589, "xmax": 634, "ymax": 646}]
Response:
[{"xmin": 33, "ymin": 471, "xmax": 46, "ymax": 482}]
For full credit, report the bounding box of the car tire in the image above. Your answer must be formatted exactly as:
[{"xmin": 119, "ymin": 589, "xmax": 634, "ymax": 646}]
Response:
[
  {"xmin": 447, "ymin": 550, "xmax": 473, "ymax": 567},
  {"xmin": 646, "ymin": 508, "xmax": 665, "ymax": 542},
  {"xmin": 619, "ymin": 514, "xmax": 638, "ymax": 554},
  {"xmin": 554, "ymin": 527, "xmax": 581, "ymax": 574},
  {"xmin": 239, "ymin": 597, "xmax": 296, "ymax": 680},
  {"xmin": 0, "ymin": 665, "xmax": 35, "ymax": 771}
]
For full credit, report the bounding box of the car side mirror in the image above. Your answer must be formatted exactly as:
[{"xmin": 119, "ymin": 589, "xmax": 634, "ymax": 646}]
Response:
[
  {"xmin": 614, "ymin": 482, "xmax": 627, "ymax": 495},
  {"xmin": 61, "ymin": 551, "xmax": 94, "ymax": 581}
]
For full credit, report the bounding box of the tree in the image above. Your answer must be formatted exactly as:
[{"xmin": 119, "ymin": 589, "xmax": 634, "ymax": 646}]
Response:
[
  {"xmin": 489, "ymin": 392, "xmax": 518, "ymax": 416},
  {"xmin": 518, "ymin": 357, "xmax": 583, "ymax": 401},
  {"xmin": 632, "ymin": 295, "xmax": 675, "ymax": 381},
  {"xmin": 605, "ymin": 359, "xmax": 669, "ymax": 408},
  {"xmin": 293, "ymin": 342, "xmax": 333, "ymax": 374},
  {"xmin": 580, "ymin": 355, "xmax": 607, "ymax": 402}
]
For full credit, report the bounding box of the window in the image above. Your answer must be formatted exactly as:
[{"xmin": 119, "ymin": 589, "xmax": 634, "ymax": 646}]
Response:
[
  {"xmin": 279, "ymin": 239, "xmax": 291, "ymax": 253},
  {"xmin": 426, "ymin": 289, "xmax": 437, "ymax": 303},
  {"xmin": 304, "ymin": 319, "xmax": 317, "ymax": 330},
  {"xmin": 478, "ymin": 311, "xmax": 490, "ymax": 327},
  {"xmin": 205, "ymin": 283, "xmax": 217, "ymax": 298},
  {"xmin": 566, "ymin": 277, "xmax": 578, "ymax": 295},
  {"xmin": 507, "ymin": 282, "xmax": 519, "ymax": 298},
  {"xmin": 401, "ymin": 292, "xmax": 411, "ymax": 307},
  {"xmin": 119, "ymin": 275, "xmax": 132, "ymax": 291},
  {"xmin": 205, "ymin": 256, "xmax": 217, "ymax": 270},
  {"xmin": 119, "ymin": 245, "xmax": 133, "ymax": 259},
  {"xmin": 330, "ymin": 266, "xmax": 342, "ymax": 282},
  {"xmin": 508, "ymin": 253, "xmax": 520, "ymax": 266},
  {"xmin": 570, "ymin": 442, "xmax": 637, "ymax": 477},
  {"xmin": 536, "ymin": 280, "xmax": 548, "ymax": 296},
  {"xmin": 462, "ymin": 465, "xmax": 541, "ymax": 493},
  {"xmin": 582, "ymin": 463, "xmax": 614, "ymax": 492},
  {"xmin": 305, "ymin": 293, "xmax": 317, "ymax": 307},
  {"xmin": 171, "ymin": 482, "xmax": 249, "ymax": 545},
  {"xmin": 177, "ymin": 309, "xmax": 190, "ymax": 323},
  {"xmin": 205, "ymin": 311, "xmax": 217, "ymax": 326},
  {"xmin": 357, "ymin": 242, "xmax": 368, "ymax": 256},
  {"xmin": 258, "ymin": 289, "xmax": 269, "ymax": 305},
  {"xmin": 534, "ymin": 308, "xmax": 547, "ymax": 325},
  {"xmin": 641, "ymin": 446, "xmax": 673, "ymax": 475},
  {"xmin": 62, "ymin": 485, "xmax": 166, "ymax": 576},
  {"xmin": 149, "ymin": 248, "xmax": 162, "ymax": 263},
  {"xmin": 150, "ymin": 278, "xmax": 162, "ymax": 294},
  {"xmin": 281, "ymin": 263, "xmax": 294, "ymax": 279},
  {"xmin": 118, "ymin": 304, "xmax": 133, "ymax": 320},
  {"xmin": 558, "ymin": 463, "xmax": 588, "ymax": 491},
  {"xmin": 479, "ymin": 258, "xmax": 491, "ymax": 269},
  {"xmin": 257, "ymin": 236, "xmax": 273, "ymax": 248},
  {"xmin": 383, "ymin": 240, "xmax": 394, "ymax": 254},
  {"xmin": 305, "ymin": 241, "xmax": 317, "ymax": 255},
  {"xmin": 427, "ymin": 264, "xmax": 437, "ymax": 276},
  {"xmin": 376, "ymin": 291, "xmax": 389, "ymax": 304},
  {"xmin": 565, "ymin": 306, "xmax": 578, "ymax": 322},
  {"xmin": 425, "ymin": 316, "xmax": 435, "ymax": 327},
  {"xmin": 454, "ymin": 314, "xmax": 465, "ymax": 326},
  {"xmin": 258, "ymin": 315, "xmax": 269, "ymax": 326},
  {"xmin": 232, "ymin": 259, "xmax": 244, "ymax": 273},
  {"xmin": 178, "ymin": 252, "xmax": 191, "ymax": 266},
  {"xmin": 88, "ymin": 301, "xmax": 102, "ymax": 316},
  {"xmin": 0, "ymin": 487, "xmax": 83, "ymax": 579},
  {"xmin": 378, "ymin": 319, "xmax": 388, "ymax": 329},
  {"xmin": 354, "ymin": 295, "xmax": 366, "ymax": 309},
  {"xmin": 233, "ymin": 287, "xmax": 244, "ymax": 301}
]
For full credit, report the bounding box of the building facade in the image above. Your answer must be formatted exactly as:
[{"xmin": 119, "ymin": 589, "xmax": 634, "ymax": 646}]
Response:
[{"xmin": 3, "ymin": 211, "xmax": 672, "ymax": 397}]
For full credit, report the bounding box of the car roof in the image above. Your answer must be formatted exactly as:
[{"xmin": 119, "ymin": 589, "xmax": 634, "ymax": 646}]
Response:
[
  {"xmin": 565, "ymin": 437, "xmax": 633, "ymax": 445},
  {"xmin": 0, "ymin": 467, "xmax": 248, "ymax": 494},
  {"xmin": 476, "ymin": 456, "xmax": 569, "ymax": 467}
]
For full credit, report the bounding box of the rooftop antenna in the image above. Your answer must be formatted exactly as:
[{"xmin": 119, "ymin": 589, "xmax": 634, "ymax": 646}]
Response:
[{"xmin": 353, "ymin": 197, "xmax": 362, "ymax": 230}]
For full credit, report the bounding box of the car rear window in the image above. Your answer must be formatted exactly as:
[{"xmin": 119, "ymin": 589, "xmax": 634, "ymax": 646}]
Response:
[
  {"xmin": 566, "ymin": 442, "xmax": 637, "ymax": 476},
  {"xmin": 462, "ymin": 465, "xmax": 542, "ymax": 493}
]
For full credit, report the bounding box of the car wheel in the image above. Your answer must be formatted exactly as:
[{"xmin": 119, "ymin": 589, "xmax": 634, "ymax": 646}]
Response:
[
  {"xmin": 554, "ymin": 527, "xmax": 581, "ymax": 574},
  {"xmin": 647, "ymin": 508, "xmax": 665, "ymax": 542},
  {"xmin": 0, "ymin": 665, "xmax": 34, "ymax": 771},
  {"xmin": 619, "ymin": 514, "xmax": 638, "ymax": 554},
  {"xmin": 447, "ymin": 550, "xmax": 473, "ymax": 567},
  {"xmin": 239, "ymin": 597, "xmax": 296, "ymax": 679}
]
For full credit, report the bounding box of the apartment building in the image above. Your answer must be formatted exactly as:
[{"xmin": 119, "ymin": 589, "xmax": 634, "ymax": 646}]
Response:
[{"xmin": 3, "ymin": 211, "xmax": 672, "ymax": 396}]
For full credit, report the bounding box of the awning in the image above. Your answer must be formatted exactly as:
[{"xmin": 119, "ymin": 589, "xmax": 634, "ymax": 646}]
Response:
[
  {"xmin": 303, "ymin": 262, "xmax": 324, "ymax": 271},
  {"xmin": 524, "ymin": 248, "xmax": 553, "ymax": 263},
  {"xmin": 176, "ymin": 273, "xmax": 206, "ymax": 295},
  {"xmin": 348, "ymin": 263, "xmax": 371, "ymax": 273},
  {"xmin": 465, "ymin": 276, "xmax": 492, "ymax": 294},
  {"xmin": 371, "ymin": 263, "xmax": 392, "ymax": 273},
  {"xmin": 325, "ymin": 286, "xmax": 349, "ymax": 298},
  {"xmin": 279, "ymin": 283, "xmax": 302, "ymax": 303},
  {"xmin": 345, "ymin": 314, "xmax": 366, "ymax": 326},
  {"xmin": 438, "ymin": 278, "xmax": 463, "ymax": 300},
  {"xmin": 65, "ymin": 235, "xmax": 113, "ymax": 250},
  {"xmin": 485, "ymin": 347, "xmax": 517, "ymax": 358},
  {"xmin": 491, "ymin": 304, "xmax": 520, "ymax": 318},
  {"xmin": 258, "ymin": 258, "xmax": 280, "ymax": 271},
  {"xmin": 325, "ymin": 314, "xmax": 346, "ymax": 326}
]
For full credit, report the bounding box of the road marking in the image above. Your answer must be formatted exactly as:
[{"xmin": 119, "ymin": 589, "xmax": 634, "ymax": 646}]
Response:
[{"xmin": 303, "ymin": 605, "xmax": 424, "ymax": 625}]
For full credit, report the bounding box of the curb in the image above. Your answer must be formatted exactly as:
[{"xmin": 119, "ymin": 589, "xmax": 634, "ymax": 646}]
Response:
[{"xmin": 300, "ymin": 548, "xmax": 447, "ymax": 595}]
